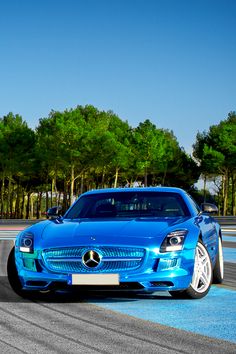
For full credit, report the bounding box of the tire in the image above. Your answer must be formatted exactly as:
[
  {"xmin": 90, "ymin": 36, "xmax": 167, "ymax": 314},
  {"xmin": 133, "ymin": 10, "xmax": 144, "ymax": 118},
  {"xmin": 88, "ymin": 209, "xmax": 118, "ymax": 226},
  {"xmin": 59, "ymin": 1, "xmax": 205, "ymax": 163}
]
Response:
[
  {"xmin": 170, "ymin": 240, "xmax": 213, "ymax": 299},
  {"xmin": 213, "ymin": 236, "xmax": 224, "ymax": 284},
  {"xmin": 7, "ymin": 247, "xmax": 33, "ymax": 299},
  {"xmin": 8, "ymin": 247, "xmax": 55, "ymax": 299}
]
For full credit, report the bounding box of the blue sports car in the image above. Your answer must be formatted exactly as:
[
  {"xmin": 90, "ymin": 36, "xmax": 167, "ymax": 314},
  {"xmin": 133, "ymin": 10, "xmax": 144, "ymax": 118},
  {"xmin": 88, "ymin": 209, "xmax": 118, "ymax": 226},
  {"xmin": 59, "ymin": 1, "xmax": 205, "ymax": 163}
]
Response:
[{"xmin": 8, "ymin": 187, "xmax": 224, "ymax": 299}]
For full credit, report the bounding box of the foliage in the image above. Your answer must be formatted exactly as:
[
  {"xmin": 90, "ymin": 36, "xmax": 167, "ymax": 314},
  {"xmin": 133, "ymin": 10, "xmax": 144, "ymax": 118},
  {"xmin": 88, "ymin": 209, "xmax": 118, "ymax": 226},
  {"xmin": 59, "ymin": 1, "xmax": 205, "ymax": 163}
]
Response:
[
  {"xmin": 193, "ymin": 112, "xmax": 236, "ymax": 215},
  {"xmin": 1, "ymin": 106, "xmax": 234, "ymax": 218},
  {"xmin": 0, "ymin": 113, "xmax": 36, "ymax": 218}
]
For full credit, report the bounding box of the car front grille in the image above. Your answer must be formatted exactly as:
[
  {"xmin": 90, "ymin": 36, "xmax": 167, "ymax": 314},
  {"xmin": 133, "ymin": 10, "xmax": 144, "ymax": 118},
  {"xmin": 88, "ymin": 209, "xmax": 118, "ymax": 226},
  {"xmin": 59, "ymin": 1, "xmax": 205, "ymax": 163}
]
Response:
[{"xmin": 42, "ymin": 246, "xmax": 145, "ymax": 273}]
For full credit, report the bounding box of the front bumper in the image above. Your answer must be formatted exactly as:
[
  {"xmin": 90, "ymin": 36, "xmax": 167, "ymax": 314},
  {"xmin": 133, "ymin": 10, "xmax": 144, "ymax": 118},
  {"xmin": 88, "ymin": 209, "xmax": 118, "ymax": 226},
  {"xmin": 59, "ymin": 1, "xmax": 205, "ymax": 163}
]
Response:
[{"xmin": 15, "ymin": 247, "xmax": 195, "ymax": 292}]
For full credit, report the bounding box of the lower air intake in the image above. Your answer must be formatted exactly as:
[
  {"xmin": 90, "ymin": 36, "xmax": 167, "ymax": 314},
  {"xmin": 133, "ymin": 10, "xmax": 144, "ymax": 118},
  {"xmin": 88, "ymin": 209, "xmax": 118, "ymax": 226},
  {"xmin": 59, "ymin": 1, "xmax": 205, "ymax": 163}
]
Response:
[{"xmin": 150, "ymin": 281, "xmax": 174, "ymax": 287}]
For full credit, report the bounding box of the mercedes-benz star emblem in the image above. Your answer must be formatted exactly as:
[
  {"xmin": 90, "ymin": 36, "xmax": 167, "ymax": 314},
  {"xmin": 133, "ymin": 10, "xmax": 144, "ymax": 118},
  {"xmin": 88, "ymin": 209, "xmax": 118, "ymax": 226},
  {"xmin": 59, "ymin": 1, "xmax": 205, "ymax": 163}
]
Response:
[{"xmin": 82, "ymin": 250, "xmax": 101, "ymax": 268}]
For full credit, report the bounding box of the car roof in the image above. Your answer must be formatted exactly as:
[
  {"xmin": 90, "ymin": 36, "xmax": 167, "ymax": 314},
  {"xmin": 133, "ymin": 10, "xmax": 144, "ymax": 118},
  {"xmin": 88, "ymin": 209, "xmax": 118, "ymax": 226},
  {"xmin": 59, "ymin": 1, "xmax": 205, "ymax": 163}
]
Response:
[{"xmin": 81, "ymin": 187, "xmax": 188, "ymax": 196}]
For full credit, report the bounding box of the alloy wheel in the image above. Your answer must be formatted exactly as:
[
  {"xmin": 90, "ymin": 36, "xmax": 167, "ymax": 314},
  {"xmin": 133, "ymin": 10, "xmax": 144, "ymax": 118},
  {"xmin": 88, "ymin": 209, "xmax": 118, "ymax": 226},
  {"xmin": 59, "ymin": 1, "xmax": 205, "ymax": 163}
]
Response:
[{"xmin": 191, "ymin": 242, "xmax": 212, "ymax": 293}]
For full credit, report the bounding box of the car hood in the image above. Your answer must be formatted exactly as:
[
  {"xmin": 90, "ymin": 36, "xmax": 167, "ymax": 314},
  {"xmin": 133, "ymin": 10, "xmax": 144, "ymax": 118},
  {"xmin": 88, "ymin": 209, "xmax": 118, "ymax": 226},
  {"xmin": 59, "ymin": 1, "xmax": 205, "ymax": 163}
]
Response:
[{"xmin": 39, "ymin": 217, "xmax": 191, "ymax": 248}]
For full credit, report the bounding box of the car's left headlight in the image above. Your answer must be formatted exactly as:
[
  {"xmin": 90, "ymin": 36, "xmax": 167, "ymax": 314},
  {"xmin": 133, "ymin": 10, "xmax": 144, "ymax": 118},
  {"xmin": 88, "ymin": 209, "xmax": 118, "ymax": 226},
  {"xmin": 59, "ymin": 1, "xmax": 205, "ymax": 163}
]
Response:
[
  {"xmin": 160, "ymin": 230, "xmax": 188, "ymax": 252},
  {"xmin": 19, "ymin": 231, "xmax": 34, "ymax": 253}
]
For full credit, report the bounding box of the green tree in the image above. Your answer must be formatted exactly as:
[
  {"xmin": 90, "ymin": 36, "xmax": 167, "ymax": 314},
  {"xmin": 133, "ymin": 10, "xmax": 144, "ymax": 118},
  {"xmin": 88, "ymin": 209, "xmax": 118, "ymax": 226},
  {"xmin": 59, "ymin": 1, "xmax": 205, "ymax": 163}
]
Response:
[
  {"xmin": 193, "ymin": 112, "xmax": 236, "ymax": 215},
  {"xmin": 105, "ymin": 112, "xmax": 133, "ymax": 188},
  {"xmin": 132, "ymin": 120, "xmax": 166, "ymax": 186},
  {"xmin": 0, "ymin": 113, "xmax": 35, "ymax": 218},
  {"xmin": 131, "ymin": 120, "xmax": 198, "ymax": 189},
  {"xmin": 75, "ymin": 106, "xmax": 133, "ymax": 189},
  {"xmin": 36, "ymin": 108, "xmax": 88, "ymax": 206}
]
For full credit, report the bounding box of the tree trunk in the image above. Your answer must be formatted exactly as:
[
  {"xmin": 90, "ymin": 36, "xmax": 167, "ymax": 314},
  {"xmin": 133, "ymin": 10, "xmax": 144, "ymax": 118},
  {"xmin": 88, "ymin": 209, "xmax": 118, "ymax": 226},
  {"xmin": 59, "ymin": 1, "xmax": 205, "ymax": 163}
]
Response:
[
  {"xmin": 203, "ymin": 175, "xmax": 207, "ymax": 203},
  {"xmin": 217, "ymin": 191, "xmax": 221, "ymax": 215},
  {"xmin": 15, "ymin": 182, "xmax": 21, "ymax": 218},
  {"xmin": 6, "ymin": 175, "xmax": 12, "ymax": 219},
  {"xmin": 51, "ymin": 175, "xmax": 57, "ymax": 207},
  {"xmin": 20, "ymin": 190, "xmax": 25, "ymax": 219},
  {"xmin": 1, "ymin": 176, "xmax": 5, "ymax": 218},
  {"xmin": 232, "ymin": 172, "xmax": 236, "ymax": 216},
  {"xmin": 26, "ymin": 192, "xmax": 31, "ymax": 219},
  {"xmin": 162, "ymin": 164, "xmax": 167, "ymax": 186},
  {"xmin": 70, "ymin": 163, "xmax": 75, "ymax": 205},
  {"xmin": 101, "ymin": 167, "xmax": 106, "ymax": 188},
  {"xmin": 36, "ymin": 192, "xmax": 42, "ymax": 219},
  {"xmin": 222, "ymin": 170, "xmax": 228, "ymax": 216},
  {"xmin": 45, "ymin": 176, "xmax": 49, "ymax": 211},
  {"xmin": 114, "ymin": 167, "xmax": 119, "ymax": 188},
  {"xmin": 63, "ymin": 179, "xmax": 68, "ymax": 212},
  {"xmin": 80, "ymin": 173, "xmax": 84, "ymax": 195},
  {"xmin": 10, "ymin": 183, "xmax": 14, "ymax": 218},
  {"xmin": 56, "ymin": 187, "xmax": 60, "ymax": 206},
  {"xmin": 144, "ymin": 165, "xmax": 148, "ymax": 187},
  {"xmin": 30, "ymin": 194, "xmax": 34, "ymax": 219}
]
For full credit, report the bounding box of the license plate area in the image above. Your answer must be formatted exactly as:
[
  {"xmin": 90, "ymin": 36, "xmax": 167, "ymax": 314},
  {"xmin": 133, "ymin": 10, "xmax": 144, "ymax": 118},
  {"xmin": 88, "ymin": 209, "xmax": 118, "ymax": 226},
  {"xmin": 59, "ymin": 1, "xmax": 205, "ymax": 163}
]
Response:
[{"xmin": 69, "ymin": 274, "xmax": 120, "ymax": 285}]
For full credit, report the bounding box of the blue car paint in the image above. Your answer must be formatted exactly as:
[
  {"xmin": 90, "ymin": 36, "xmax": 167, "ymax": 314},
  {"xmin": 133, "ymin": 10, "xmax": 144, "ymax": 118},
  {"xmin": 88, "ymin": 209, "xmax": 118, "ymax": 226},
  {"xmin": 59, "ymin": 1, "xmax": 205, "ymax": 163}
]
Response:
[
  {"xmin": 223, "ymin": 236, "xmax": 236, "ymax": 242},
  {"xmin": 223, "ymin": 247, "xmax": 236, "ymax": 263},
  {"xmin": 90, "ymin": 286, "xmax": 236, "ymax": 343},
  {"xmin": 14, "ymin": 187, "xmax": 220, "ymax": 293}
]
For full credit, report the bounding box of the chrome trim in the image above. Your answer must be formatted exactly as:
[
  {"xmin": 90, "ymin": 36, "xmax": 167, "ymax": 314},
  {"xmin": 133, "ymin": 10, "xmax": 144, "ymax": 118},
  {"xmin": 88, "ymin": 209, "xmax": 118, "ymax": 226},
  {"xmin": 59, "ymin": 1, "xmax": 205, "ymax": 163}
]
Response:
[{"xmin": 46, "ymin": 256, "xmax": 142, "ymax": 262}]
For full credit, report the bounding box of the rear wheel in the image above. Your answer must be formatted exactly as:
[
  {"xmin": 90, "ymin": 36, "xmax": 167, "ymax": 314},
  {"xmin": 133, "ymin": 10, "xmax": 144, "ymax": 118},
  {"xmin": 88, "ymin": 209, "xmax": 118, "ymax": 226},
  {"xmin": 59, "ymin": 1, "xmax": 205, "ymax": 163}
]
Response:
[
  {"xmin": 170, "ymin": 241, "xmax": 213, "ymax": 299},
  {"xmin": 213, "ymin": 236, "xmax": 224, "ymax": 284}
]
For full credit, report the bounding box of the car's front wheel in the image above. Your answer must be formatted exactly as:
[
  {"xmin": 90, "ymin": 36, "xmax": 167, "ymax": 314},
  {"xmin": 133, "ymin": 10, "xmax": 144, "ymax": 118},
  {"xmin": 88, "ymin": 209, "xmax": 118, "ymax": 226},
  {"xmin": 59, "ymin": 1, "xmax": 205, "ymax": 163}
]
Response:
[
  {"xmin": 7, "ymin": 247, "xmax": 33, "ymax": 299},
  {"xmin": 170, "ymin": 240, "xmax": 213, "ymax": 299}
]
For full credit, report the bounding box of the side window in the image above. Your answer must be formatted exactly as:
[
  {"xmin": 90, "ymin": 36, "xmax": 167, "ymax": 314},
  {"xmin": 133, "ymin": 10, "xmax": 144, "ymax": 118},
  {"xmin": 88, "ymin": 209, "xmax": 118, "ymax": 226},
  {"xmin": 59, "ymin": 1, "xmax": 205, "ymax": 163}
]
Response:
[{"xmin": 188, "ymin": 194, "xmax": 201, "ymax": 214}]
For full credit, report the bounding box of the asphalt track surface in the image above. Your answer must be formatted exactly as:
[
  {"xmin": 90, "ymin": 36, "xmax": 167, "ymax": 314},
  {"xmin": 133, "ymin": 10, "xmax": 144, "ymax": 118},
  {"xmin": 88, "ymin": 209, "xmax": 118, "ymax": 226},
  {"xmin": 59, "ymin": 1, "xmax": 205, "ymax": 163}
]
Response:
[{"xmin": 0, "ymin": 226, "xmax": 236, "ymax": 353}]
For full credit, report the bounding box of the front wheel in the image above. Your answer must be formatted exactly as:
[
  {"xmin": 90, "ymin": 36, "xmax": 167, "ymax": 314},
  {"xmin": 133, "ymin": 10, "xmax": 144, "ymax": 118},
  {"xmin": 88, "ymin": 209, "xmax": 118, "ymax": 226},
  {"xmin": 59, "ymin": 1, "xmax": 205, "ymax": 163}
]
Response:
[
  {"xmin": 7, "ymin": 247, "xmax": 33, "ymax": 299},
  {"xmin": 170, "ymin": 241, "xmax": 213, "ymax": 299}
]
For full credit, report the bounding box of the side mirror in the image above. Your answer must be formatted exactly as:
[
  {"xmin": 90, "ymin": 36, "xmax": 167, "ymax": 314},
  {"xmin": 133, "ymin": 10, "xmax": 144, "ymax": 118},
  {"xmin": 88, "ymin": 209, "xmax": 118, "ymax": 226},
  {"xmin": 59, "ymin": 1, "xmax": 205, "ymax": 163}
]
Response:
[
  {"xmin": 201, "ymin": 203, "xmax": 218, "ymax": 214},
  {"xmin": 46, "ymin": 206, "xmax": 62, "ymax": 219}
]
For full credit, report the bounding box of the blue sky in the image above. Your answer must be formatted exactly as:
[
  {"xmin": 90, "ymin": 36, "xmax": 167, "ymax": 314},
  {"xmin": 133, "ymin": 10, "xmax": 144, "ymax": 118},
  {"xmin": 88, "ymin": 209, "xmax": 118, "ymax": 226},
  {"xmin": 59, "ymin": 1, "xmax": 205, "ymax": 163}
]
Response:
[{"xmin": 0, "ymin": 0, "xmax": 235, "ymax": 153}]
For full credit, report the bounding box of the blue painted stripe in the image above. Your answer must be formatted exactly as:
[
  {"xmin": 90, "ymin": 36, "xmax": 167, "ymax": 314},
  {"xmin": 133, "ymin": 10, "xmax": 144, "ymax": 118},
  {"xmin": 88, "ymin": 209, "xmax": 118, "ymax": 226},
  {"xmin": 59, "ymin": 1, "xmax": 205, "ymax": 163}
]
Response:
[
  {"xmin": 223, "ymin": 247, "xmax": 236, "ymax": 263},
  {"xmin": 223, "ymin": 236, "xmax": 236, "ymax": 242},
  {"xmin": 90, "ymin": 286, "xmax": 236, "ymax": 343}
]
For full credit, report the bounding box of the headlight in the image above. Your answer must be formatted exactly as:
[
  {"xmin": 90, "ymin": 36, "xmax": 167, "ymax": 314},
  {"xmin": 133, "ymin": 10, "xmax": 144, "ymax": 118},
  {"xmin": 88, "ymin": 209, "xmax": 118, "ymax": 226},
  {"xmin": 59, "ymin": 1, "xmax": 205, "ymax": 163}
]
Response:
[
  {"xmin": 19, "ymin": 232, "xmax": 34, "ymax": 253},
  {"xmin": 160, "ymin": 230, "xmax": 188, "ymax": 252}
]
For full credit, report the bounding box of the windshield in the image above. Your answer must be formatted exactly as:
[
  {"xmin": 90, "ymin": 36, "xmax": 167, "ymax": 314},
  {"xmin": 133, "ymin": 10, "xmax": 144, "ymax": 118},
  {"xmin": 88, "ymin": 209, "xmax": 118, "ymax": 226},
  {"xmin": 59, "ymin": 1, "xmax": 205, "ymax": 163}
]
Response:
[{"xmin": 64, "ymin": 191, "xmax": 190, "ymax": 219}]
